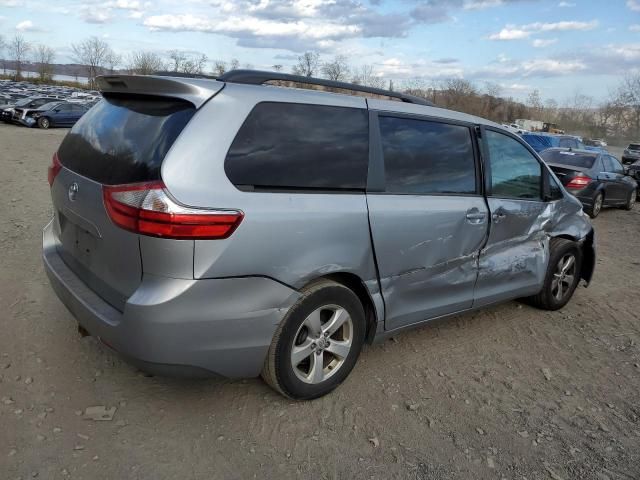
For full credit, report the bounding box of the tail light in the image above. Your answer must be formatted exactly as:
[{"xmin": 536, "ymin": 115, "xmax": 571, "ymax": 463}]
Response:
[
  {"xmin": 47, "ymin": 152, "xmax": 62, "ymax": 186},
  {"xmin": 103, "ymin": 181, "xmax": 243, "ymax": 240},
  {"xmin": 566, "ymin": 175, "xmax": 591, "ymax": 189}
]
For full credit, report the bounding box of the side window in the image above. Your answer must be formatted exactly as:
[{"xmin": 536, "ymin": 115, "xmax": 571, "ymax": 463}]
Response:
[
  {"xmin": 486, "ymin": 130, "xmax": 541, "ymax": 200},
  {"xmin": 548, "ymin": 171, "xmax": 564, "ymax": 200},
  {"xmin": 558, "ymin": 138, "xmax": 571, "ymax": 148},
  {"xmin": 57, "ymin": 104, "xmax": 71, "ymax": 111},
  {"xmin": 378, "ymin": 116, "xmax": 476, "ymax": 195},
  {"xmin": 225, "ymin": 102, "xmax": 369, "ymax": 190},
  {"xmin": 609, "ymin": 156, "xmax": 624, "ymax": 174},
  {"xmin": 602, "ymin": 156, "xmax": 615, "ymax": 172}
]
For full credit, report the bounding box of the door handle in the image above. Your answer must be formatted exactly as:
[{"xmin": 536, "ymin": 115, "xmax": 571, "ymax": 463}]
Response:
[{"xmin": 465, "ymin": 211, "xmax": 486, "ymax": 224}]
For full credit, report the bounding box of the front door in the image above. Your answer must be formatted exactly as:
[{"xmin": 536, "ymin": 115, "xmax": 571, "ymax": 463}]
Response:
[
  {"xmin": 474, "ymin": 127, "xmax": 549, "ymax": 307},
  {"xmin": 366, "ymin": 114, "xmax": 489, "ymax": 331}
]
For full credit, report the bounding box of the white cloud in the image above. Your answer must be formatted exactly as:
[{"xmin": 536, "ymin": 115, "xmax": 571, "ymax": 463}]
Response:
[
  {"xmin": 489, "ymin": 27, "xmax": 531, "ymax": 40},
  {"xmin": 628, "ymin": 0, "xmax": 640, "ymax": 12},
  {"xmin": 15, "ymin": 19, "xmax": 40, "ymax": 31},
  {"xmin": 558, "ymin": 1, "xmax": 575, "ymax": 6},
  {"xmin": 532, "ymin": 38, "xmax": 558, "ymax": 47},
  {"xmin": 489, "ymin": 20, "xmax": 598, "ymax": 40}
]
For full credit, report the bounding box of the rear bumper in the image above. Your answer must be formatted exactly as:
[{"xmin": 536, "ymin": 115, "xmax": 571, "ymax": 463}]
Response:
[{"xmin": 43, "ymin": 220, "xmax": 300, "ymax": 378}]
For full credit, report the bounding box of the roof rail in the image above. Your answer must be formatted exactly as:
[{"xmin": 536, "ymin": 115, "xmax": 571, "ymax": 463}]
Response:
[
  {"xmin": 217, "ymin": 69, "xmax": 434, "ymax": 106},
  {"xmin": 152, "ymin": 71, "xmax": 218, "ymax": 80}
]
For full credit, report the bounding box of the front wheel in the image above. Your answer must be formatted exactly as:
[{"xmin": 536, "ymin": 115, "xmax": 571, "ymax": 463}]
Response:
[
  {"xmin": 623, "ymin": 189, "xmax": 636, "ymax": 210},
  {"xmin": 37, "ymin": 117, "xmax": 50, "ymax": 129},
  {"xmin": 262, "ymin": 280, "xmax": 366, "ymax": 400},
  {"xmin": 527, "ymin": 238, "xmax": 582, "ymax": 311}
]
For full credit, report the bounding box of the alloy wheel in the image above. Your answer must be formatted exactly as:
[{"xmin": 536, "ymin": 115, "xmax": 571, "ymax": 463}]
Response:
[
  {"xmin": 290, "ymin": 305, "xmax": 353, "ymax": 384},
  {"xmin": 551, "ymin": 253, "xmax": 576, "ymax": 301}
]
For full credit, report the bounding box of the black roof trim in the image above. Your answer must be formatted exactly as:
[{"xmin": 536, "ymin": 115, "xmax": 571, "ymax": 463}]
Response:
[{"xmin": 217, "ymin": 69, "xmax": 434, "ymax": 106}]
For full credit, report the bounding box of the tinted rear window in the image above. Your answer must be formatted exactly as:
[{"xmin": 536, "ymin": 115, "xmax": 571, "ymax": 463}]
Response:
[
  {"xmin": 57, "ymin": 95, "xmax": 195, "ymax": 185},
  {"xmin": 379, "ymin": 116, "xmax": 476, "ymax": 195},
  {"xmin": 629, "ymin": 144, "xmax": 640, "ymax": 150},
  {"xmin": 541, "ymin": 150, "xmax": 595, "ymax": 168},
  {"xmin": 225, "ymin": 102, "xmax": 369, "ymax": 190}
]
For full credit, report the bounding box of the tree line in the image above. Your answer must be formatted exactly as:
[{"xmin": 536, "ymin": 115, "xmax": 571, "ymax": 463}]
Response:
[{"xmin": 1, "ymin": 33, "xmax": 639, "ymax": 143}]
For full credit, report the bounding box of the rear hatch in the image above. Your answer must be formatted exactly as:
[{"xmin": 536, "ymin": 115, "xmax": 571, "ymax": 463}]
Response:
[{"xmin": 51, "ymin": 94, "xmax": 196, "ymax": 310}]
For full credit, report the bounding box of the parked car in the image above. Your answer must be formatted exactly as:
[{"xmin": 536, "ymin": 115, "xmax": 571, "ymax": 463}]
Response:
[
  {"xmin": 18, "ymin": 101, "xmax": 88, "ymax": 129},
  {"xmin": 583, "ymin": 138, "xmax": 609, "ymax": 153},
  {"xmin": 3, "ymin": 96, "xmax": 57, "ymax": 123},
  {"xmin": 43, "ymin": 71, "xmax": 596, "ymax": 399},
  {"xmin": 521, "ymin": 132, "xmax": 587, "ymax": 153},
  {"xmin": 540, "ymin": 148, "xmax": 637, "ymax": 217},
  {"xmin": 621, "ymin": 143, "xmax": 640, "ymax": 165}
]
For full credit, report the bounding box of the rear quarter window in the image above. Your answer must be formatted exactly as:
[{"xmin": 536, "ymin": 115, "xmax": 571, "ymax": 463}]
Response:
[
  {"xmin": 57, "ymin": 95, "xmax": 195, "ymax": 185},
  {"xmin": 225, "ymin": 102, "xmax": 369, "ymax": 191}
]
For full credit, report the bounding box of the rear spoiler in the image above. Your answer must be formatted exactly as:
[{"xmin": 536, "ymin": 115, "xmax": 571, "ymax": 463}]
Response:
[{"xmin": 95, "ymin": 75, "xmax": 224, "ymax": 109}]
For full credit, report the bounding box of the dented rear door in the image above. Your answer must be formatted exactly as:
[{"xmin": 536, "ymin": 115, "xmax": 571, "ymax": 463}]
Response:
[{"xmin": 367, "ymin": 112, "xmax": 489, "ymax": 331}]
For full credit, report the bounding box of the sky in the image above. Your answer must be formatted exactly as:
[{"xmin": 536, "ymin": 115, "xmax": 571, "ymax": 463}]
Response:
[{"xmin": 0, "ymin": 0, "xmax": 639, "ymax": 101}]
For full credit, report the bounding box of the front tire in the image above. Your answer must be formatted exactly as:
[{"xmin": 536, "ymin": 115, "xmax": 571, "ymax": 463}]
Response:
[
  {"xmin": 527, "ymin": 238, "xmax": 582, "ymax": 311},
  {"xmin": 262, "ymin": 280, "xmax": 366, "ymax": 400},
  {"xmin": 37, "ymin": 117, "xmax": 50, "ymax": 129}
]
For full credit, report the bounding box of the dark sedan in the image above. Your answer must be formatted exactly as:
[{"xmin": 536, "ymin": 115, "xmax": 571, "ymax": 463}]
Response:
[
  {"xmin": 17, "ymin": 101, "xmax": 88, "ymax": 129},
  {"xmin": 540, "ymin": 148, "xmax": 637, "ymax": 218},
  {"xmin": 1, "ymin": 96, "xmax": 55, "ymax": 123}
]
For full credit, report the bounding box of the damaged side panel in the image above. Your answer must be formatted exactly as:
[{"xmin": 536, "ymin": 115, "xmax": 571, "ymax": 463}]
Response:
[{"xmin": 473, "ymin": 198, "xmax": 549, "ymax": 307}]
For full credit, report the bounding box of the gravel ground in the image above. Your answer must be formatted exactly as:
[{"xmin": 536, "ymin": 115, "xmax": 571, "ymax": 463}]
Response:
[{"xmin": 1, "ymin": 123, "xmax": 639, "ymax": 480}]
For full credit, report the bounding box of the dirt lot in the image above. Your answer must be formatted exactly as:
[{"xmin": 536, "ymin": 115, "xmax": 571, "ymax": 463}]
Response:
[{"xmin": 1, "ymin": 123, "xmax": 639, "ymax": 480}]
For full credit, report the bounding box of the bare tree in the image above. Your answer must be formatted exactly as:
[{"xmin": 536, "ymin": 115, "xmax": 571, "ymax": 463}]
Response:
[
  {"xmin": 105, "ymin": 51, "xmax": 122, "ymax": 74},
  {"xmin": 615, "ymin": 73, "xmax": 640, "ymax": 139},
  {"xmin": 128, "ymin": 51, "xmax": 165, "ymax": 75},
  {"xmin": 167, "ymin": 50, "xmax": 187, "ymax": 72},
  {"xmin": 9, "ymin": 34, "xmax": 31, "ymax": 80},
  {"xmin": 292, "ymin": 51, "xmax": 320, "ymax": 77},
  {"xmin": 213, "ymin": 60, "xmax": 227, "ymax": 76},
  {"xmin": 352, "ymin": 65, "xmax": 384, "ymax": 89},
  {"xmin": 229, "ymin": 58, "xmax": 240, "ymax": 70},
  {"xmin": 34, "ymin": 44, "xmax": 55, "ymax": 81},
  {"xmin": 272, "ymin": 64, "xmax": 283, "ymax": 72},
  {"xmin": 70, "ymin": 36, "xmax": 112, "ymax": 88},
  {"xmin": 181, "ymin": 53, "xmax": 207, "ymax": 75},
  {"xmin": 321, "ymin": 55, "xmax": 350, "ymax": 81},
  {"xmin": 0, "ymin": 35, "xmax": 6, "ymax": 74},
  {"xmin": 526, "ymin": 89, "xmax": 543, "ymax": 117}
]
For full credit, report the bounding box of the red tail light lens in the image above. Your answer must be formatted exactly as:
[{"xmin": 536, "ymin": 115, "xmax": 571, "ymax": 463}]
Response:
[
  {"xmin": 103, "ymin": 182, "xmax": 243, "ymax": 240},
  {"xmin": 48, "ymin": 152, "xmax": 62, "ymax": 187},
  {"xmin": 566, "ymin": 175, "xmax": 591, "ymax": 189}
]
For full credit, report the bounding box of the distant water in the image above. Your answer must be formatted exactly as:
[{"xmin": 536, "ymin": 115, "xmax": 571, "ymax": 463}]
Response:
[{"xmin": 2, "ymin": 69, "xmax": 89, "ymax": 84}]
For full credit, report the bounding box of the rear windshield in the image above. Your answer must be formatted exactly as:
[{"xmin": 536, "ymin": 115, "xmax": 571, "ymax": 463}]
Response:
[
  {"xmin": 57, "ymin": 95, "xmax": 195, "ymax": 185},
  {"xmin": 629, "ymin": 144, "xmax": 640, "ymax": 150},
  {"xmin": 541, "ymin": 150, "xmax": 596, "ymax": 168}
]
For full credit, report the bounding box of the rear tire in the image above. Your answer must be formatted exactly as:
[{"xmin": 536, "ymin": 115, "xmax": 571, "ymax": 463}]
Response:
[
  {"xmin": 261, "ymin": 279, "xmax": 366, "ymax": 400},
  {"xmin": 527, "ymin": 238, "xmax": 582, "ymax": 311},
  {"xmin": 586, "ymin": 192, "xmax": 603, "ymax": 218},
  {"xmin": 623, "ymin": 189, "xmax": 636, "ymax": 210},
  {"xmin": 37, "ymin": 117, "xmax": 50, "ymax": 129}
]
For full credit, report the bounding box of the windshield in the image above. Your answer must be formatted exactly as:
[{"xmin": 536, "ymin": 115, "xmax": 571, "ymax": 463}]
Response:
[
  {"xmin": 541, "ymin": 150, "xmax": 596, "ymax": 168},
  {"xmin": 15, "ymin": 98, "xmax": 34, "ymax": 107},
  {"xmin": 57, "ymin": 95, "xmax": 195, "ymax": 185},
  {"xmin": 39, "ymin": 102, "xmax": 62, "ymax": 111}
]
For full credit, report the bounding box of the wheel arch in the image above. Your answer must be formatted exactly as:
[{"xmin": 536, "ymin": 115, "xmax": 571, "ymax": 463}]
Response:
[
  {"xmin": 302, "ymin": 272, "xmax": 380, "ymax": 344},
  {"xmin": 549, "ymin": 230, "xmax": 595, "ymax": 286}
]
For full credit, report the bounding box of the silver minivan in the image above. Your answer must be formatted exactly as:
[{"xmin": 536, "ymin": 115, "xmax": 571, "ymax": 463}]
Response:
[{"xmin": 43, "ymin": 71, "xmax": 595, "ymax": 399}]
